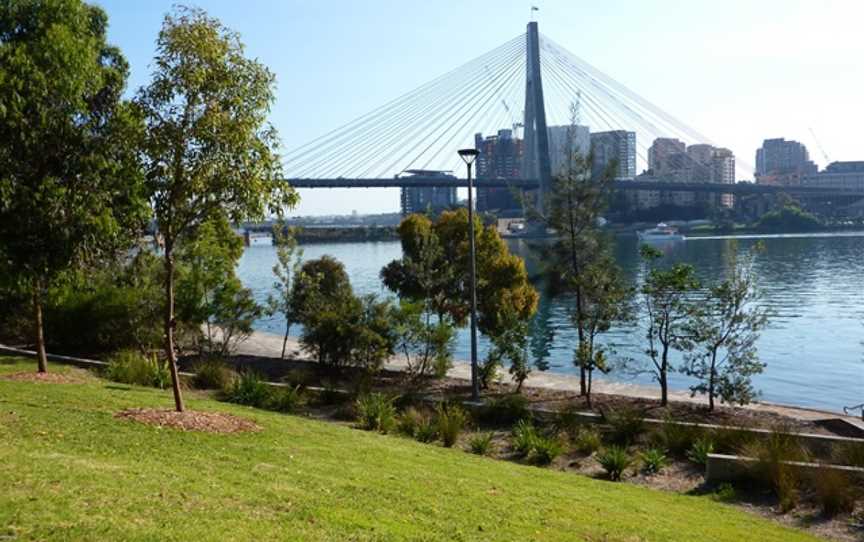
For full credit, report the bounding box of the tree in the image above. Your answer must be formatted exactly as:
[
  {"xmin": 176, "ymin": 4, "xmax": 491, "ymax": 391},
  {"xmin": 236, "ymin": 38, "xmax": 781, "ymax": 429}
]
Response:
[
  {"xmin": 533, "ymin": 105, "xmax": 623, "ymax": 397},
  {"xmin": 137, "ymin": 7, "xmax": 296, "ymax": 411},
  {"xmin": 640, "ymin": 245, "xmax": 700, "ymax": 406},
  {"xmin": 0, "ymin": 0, "xmax": 148, "ymax": 372},
  {"xmin": 267, "ymin": 221, "xmax": 303, "ymax": 359},
  {"xmin": 682, "ymin": 243, "xmax": 768, "ymax": 410}
]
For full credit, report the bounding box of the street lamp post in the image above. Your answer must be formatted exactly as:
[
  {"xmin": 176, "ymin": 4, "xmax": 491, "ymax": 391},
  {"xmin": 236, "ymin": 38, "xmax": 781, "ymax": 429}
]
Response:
[{"xmin": 458, "ymin": 148, "xmax": 480, "ymax": 400}]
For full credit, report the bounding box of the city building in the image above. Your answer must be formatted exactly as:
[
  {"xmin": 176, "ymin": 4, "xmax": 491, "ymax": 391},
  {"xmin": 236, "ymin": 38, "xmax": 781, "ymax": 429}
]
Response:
[
  {"xmin": 546, "ymin": 124, "xmax": 590, "ymax": 178},
  {"xmin": 590, "ymin": 130, "xmax": 636, "ymax": 180},
  {"xmin": 648, "ymin": 137, "xmax": 686, "ymax": 174},
  {"xmin": 398, "ymin": 170, "xmax": 458, "ymax": 216},
  {"xmin": 803, "ymin": 161, "xmax": 864, "ymax": 191},
  {"xmin": 474, "ymin": 129, "xmax": 524, "ymax": 214},
  {"xmin": 755, "ymin": 138, "xmax": 818, "ymax": 185}
]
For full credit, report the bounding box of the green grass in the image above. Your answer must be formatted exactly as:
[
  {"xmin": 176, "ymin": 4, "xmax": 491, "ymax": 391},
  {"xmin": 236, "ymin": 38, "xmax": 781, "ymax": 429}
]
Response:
[{"xmin": 0, "ymin": 359, "xmax": 822, "ymax": 541}]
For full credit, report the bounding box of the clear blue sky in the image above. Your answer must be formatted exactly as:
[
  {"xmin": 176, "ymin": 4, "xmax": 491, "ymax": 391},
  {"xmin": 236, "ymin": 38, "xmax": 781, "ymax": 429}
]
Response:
[{"xmin": 96, "ymin": 0, "xmax": 864, "ymax": 216}]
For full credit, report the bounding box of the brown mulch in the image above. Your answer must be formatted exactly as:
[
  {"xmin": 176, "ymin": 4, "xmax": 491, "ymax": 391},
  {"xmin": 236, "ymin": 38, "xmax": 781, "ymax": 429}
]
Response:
[
  {"xmin": 1, "ymin": 371, "xmax": 82, "ymax": 384},
  {"xmin": 115, "ymin": 408, "xmax": 261, "ymax": 433}
]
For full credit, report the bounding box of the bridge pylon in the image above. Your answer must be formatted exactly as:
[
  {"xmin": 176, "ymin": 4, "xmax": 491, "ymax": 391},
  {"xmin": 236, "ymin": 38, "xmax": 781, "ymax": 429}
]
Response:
[{"xmin": 521, "ymin": 21, "xmax": 553, "ymax": 212}]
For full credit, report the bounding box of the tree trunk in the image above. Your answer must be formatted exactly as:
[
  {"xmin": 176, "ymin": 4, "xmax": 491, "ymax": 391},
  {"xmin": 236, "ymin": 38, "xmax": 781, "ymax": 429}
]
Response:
[
  {"xmin": 586, "ymin": 368, "xmax": 593, "ymax": 409},
  {"xmin": 659, "ymin": 345, "xmax": 669, "ymax": 406},
  {"xmin": 32, "ymin": 282, "xmax": 48, "ymax": 373},
  {"xmin": 164, "ymin": 244, "xmax": 185, "ymax": 412},
  {"xmin": 280, "ymin": 321, "xmax": 290, "ymax": 360},
  {"xmin": 708, "ymin": 356, "xmax": 717, "ymax": 411}
]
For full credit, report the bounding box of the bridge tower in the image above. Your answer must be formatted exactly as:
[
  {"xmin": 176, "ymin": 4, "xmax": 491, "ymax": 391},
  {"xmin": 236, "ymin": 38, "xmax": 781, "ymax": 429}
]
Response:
[{"xmin": 521, "ymin": 21, "xmax": 553, "ymax": 210}]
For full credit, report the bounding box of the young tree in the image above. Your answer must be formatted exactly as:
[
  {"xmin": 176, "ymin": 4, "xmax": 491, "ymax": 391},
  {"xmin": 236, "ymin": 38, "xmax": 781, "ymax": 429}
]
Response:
[
  {"xmin": 137, "ymin": 7, "xmax": 296, "ymax": 411},
  {"xmin": 682, "ymin": 243, "xmax": 768, "ymax": 410},
  {"xmin": 640, "ymin": 245, "xmax": 700, "ymax": 406},
  {"xmin": 267, "ymin": 222, "xmax": 303, "ymax": 360},
  {"xmin": 0, "ymin": 0, "xmax": 148, "ymax": 372}
]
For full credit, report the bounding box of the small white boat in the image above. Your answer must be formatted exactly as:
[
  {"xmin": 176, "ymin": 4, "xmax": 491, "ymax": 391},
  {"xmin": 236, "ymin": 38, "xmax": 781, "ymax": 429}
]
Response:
[{"xmin": 637, "ymin": 223, "xmax": 685, "ymax": 242}]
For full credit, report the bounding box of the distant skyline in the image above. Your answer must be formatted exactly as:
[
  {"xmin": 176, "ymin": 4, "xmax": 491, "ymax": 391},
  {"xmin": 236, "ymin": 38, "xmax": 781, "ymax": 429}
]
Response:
[{"xmin": 97, "ymin": 0, "xmax": 864, "ymax": 215}]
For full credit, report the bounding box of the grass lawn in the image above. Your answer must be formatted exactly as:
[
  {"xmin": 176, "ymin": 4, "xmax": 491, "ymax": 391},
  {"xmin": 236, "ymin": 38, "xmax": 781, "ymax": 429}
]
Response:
[{"xmin": 0, "ymin": 358, "xmax": 823, "ymax": 541}]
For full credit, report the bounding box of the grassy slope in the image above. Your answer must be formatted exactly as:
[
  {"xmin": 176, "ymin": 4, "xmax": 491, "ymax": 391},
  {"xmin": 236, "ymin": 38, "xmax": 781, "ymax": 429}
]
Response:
[{"xmin": 0, "ymin": 359, "xmax": 821, "ymax": 542}]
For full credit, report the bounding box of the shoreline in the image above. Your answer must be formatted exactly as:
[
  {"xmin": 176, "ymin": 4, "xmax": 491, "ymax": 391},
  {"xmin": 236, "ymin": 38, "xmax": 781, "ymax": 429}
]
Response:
[{"xmin": 238, "ymin": 329, "xmax": 858, "ymax": 423}]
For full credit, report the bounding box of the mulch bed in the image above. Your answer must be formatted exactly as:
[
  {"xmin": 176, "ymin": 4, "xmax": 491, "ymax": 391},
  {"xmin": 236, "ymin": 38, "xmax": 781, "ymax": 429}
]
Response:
[
  {"xmin": 1, "ymin": 371, "xmax": 82, "ymax": 384},
  {"xmin": 115, "ymin": 408, "xmax": 260, "ymax": 434}
]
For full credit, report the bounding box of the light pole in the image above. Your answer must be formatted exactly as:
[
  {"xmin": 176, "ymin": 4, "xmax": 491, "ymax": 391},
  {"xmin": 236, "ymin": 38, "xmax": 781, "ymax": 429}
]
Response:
[{"xmin": 458, "ymin": 148, "xmax": 480, "ymax": 400}]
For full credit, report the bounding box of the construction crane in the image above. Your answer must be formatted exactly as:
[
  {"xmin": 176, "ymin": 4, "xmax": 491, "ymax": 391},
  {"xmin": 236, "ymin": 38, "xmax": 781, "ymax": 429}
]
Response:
[{"xmin": 808, "ymin": 127, "xmax": 831, "ymax": 164}]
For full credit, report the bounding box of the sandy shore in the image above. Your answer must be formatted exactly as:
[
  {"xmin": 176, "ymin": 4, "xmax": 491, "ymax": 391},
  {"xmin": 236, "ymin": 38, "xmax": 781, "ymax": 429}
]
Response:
[{"xmin": 237, "ymin": 329, "xmax": 859, "ymax": 423}]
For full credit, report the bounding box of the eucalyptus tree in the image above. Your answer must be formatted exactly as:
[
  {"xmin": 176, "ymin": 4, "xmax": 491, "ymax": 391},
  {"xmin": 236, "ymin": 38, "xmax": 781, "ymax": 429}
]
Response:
[
  {"xmin": 0, "ymin": 0, "xmax": 148, "ymax": 372},
  {"xmin": 137, "ymin": 7, "xmax": 296, "ymax": 411},
  {"xmin": 267, "ymin": 221, "xmax": 303, "ymax": 360}
]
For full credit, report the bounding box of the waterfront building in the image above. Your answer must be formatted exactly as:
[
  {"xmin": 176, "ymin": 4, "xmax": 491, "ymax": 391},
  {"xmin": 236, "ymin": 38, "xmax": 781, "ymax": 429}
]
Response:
[
  {"xmin": 399, "ymin": 169, "xmax": 458, "ymax": 216},
  {"xmin": 475, "ymin": 129, "xmax": 524, "ymax": 214},
  {"xmin": 590, "ymin": 130, "xmax": 636, "ymax": 180},
  {"xmin": 648, "ymin": 137, "xmax": 686, "ymax": 174},
  {"xmin": 755, "ymin": 138, "xmax": 818, "ymax": 185},
  {"xmin": 547, "ymin": 124, "xmax": 590, "ymax": 178},
  {"xmin": 802, "ymin": 161, "xmax": 864, "ymax": 191}
]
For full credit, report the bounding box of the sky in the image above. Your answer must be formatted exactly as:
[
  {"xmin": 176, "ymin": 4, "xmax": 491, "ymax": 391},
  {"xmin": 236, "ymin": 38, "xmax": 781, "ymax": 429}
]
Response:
[{"xmin": 96, "ymin": 0, "xmax": 864, "ymax": 216}]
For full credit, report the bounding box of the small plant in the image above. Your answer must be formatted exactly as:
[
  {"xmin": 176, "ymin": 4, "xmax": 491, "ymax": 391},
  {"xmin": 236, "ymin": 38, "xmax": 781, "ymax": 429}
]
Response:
[
  {"xmin": 355, "ymin": 393, "xmax": 397, "ymax": 433},
  {"xmin": 639, "ymin": 447, "xmax": 668, "ymax": 475},
  {"xmin": 687, "ymin": 437, "xmax": 715, "ymax": 466},
  {"xmin": 812, "ymin": 470, "xmax": 858, "ymax": 517},
  {"xmin": 531, "ymin": 434, "xmax": 565, "ymax": 466},
  {"xmin": 604, "ymin": 406, "xmax": 646, "ymax": 446},
  {"xmin": 468, "ymin": 432, "xmax": 494, "ymax": 456},
  {"xmin": 397, "ymin": 406, "xmax": 428, "ymax": 438},
  {"xmin": 740, "ymin": 426, "xmax": 809, "ymax": 512},
  {"xmin": 710, "ymin": 425, "xmax": 756, "ymax": 455},
  {"xmin": 831, "ymin": 441, "xmax": 864, "ymax": 468},
  {"xmin": 267, "ymin": 385, "xmax": 304, "ymax": 413},
  {"xmin": 226, "ymin": 371, "xmax": 273, "ymax": 408},
  {"xmin": 712, "ymin": 483, "xmax": 737, "ymax": 503},
  {"xmin": 553, "ymin": 403, "xmax": 584, "ymax": 438},
  {"xmin": 511, "ymin": 419, "xmax": 539, "ymax": 458},
  {"xmin": 436, "ymin": 403, "xmax": 469, "ymax": 448},
  {"xmin": 597, "ymin": 446, "xmax": 633, "ymax": 481},
  {"xmin": 414, "ymin": 417, "xmax": 438, "ymax": 443},
  {"xmin": 105, "ymin": 350, "xmax": 170, "ymax": 389},
  {"xmin": 651, "ymin": 415, "xmax": 703, "ymax": 456},
  {"xmin": 480, "ymin": 394, "xmax": 529, "ymax": 426},
  {"xmin": 572, "ymin": 427, "xmax": 603, "ymax": 455},
  {"xmin": 191, "ymin": 358, "xmax": 236, "ymax": 390}
]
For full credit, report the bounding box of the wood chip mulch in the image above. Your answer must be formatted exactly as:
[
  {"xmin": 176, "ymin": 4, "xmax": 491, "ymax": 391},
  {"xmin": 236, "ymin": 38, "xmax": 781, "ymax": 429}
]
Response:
[
  {"xmin": 1, "ymin": 372, "xmax": 81, "ymax": 384},
  {"xmin": 115, "ymin": 408, "xmax": 261, "ymax": 434}
]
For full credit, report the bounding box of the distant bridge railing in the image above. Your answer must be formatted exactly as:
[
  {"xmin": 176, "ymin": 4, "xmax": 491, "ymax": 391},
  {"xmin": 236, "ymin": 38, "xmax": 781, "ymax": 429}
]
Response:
[{"xmin": 286, "ymin": 177, "xmax": 864, "ymax": 197}]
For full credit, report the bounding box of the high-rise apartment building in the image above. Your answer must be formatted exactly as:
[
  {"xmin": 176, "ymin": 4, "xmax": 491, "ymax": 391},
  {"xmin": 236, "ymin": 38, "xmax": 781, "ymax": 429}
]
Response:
[
  {"xmin": 474, "ymin": 129, "xmax": 524, "ymax": 213},
  {"xmin": 546, "ymin": 124, "xmax": 590, "ymax": 177},
  {"xmin": 648, "ymin": 137, "xmax": 686, "ymax": 174},
  {"xmin": 590, "ymin": 130, "xmax": 636, "ymax": 180},
  {"xmin": 755, "ymin": 138, "xmax": 818, "ymax": 185},
  {"xmin": 399, "ymin": 170, "xmax": 458, "ymax": 216}
]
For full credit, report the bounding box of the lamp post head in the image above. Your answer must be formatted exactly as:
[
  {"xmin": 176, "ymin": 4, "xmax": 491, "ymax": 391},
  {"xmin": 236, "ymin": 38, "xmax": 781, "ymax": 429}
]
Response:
[{"xmin": 457, "ymin": 148, "xmax": 479, "ymax": 166}]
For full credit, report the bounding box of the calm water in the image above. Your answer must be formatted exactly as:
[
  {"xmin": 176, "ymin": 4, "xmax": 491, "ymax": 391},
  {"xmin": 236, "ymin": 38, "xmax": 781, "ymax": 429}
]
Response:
[{"xmin": 237, "ymin": 233, "xmax": 864, "ymax": 412}]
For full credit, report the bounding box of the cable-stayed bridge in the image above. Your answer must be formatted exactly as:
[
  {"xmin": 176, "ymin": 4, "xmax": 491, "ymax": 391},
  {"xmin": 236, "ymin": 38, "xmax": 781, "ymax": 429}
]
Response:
[{"xmin": 283, "ymin": 23, "xmax": 864, "ymax": 207}]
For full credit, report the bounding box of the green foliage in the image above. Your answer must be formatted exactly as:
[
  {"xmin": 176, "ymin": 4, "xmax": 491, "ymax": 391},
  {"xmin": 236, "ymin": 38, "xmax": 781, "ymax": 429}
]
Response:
[
  {"xmin": 105, "ymin": 350, "xmax": 170, "ymax": 389},
  {"xmin": 740, "ymin": 428, "xmax": 809, "ymax": 511},
  {"xmin": 397, "ymin": 406, "xmax": 438, "ymax": 443},
  {"xmin": 392, "ymin": 300, "xmax": 454, "ymax": 381},
  {"xmin": 686, "ymin": 437, "xmax": 715, "ymax": 466},
  {"xmin": 757, "ymin": 205, "xmax": 821, "ymax": 232},
  {"xmin": 484, "ymin": 305, "xmax": 532, "ymax": 391},
  {"xmin": 226, "ymin": 371, "xmax": 273, "ymax": 409},
  {"xmin": 435, "ymin": 403, "xmax": 469, "ymax": 448},
  {"xmin": 597, "ymin": 446, "xmax": 634, "ymax": 481},
  {"xmin": 267, "ymin": 221, "xmax": 303, "ymax": 360},
  {"xmin": 552, "ymin": 403, "xmax": 586, "ymax": 439},
  {"xmin": 0, "ymin": 0, "xmax": 149, "ymax": 371},
  {"xmin": 811, "ymin": 470, "xmax": 858, "ymax": 517},
  {"xmin": 639, "ymin": 448, "xmax": 668, "ymax": 475},
  {"xmin": 604, "ymin": 407, "xmax": 647, "ymax": 446},
  {"xmin": 710, "ymin": 425, "xmax": 756, "ymax": 455},
  {"xmin": 413, "ymin": 417, "xmax": 439, "ymax": 444},
  {"xmin": 712, "ymin": 483, "xmax": 737, "ymax": 503},
  {"xmin": 531, "ymin": 434, "xmax": 565, "ymax": 466},
  {"xmin": 267, "ymin": 385, "xmax": 305, "ymax": 414},
  {"xmin": 468, "ymin": 433, "xmax": 495, "ymax": 456},
  {"xmin": 572, "ymin": 427, "xmax": 603, "ymax": 455},
  {"xmin": 479, "ymin": 394, "xmax": 530, "ymax": 426},
  {"xmin": 191, "ymin": 358, "xmax": 237, "ymax": 390},
  {"xmin": 651, "ymin": 416, "xmax": 704, "ymax": 456},
  {"xmin": 831, "ymin": 441, "xmax": 864, "ymax": 468},
  {"xmin": 355, "ymin": 393, "xmax": 397, "ymax": 434},
  {"xmin": 511, "ymin": 419, "xmax": 539, "ymax": 458}
]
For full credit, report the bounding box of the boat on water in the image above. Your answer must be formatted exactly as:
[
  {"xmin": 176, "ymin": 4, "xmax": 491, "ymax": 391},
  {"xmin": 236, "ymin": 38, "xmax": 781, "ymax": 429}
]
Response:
[{"xmin": 637, "ymin": 223, "xmax": 685, "ymax": 242}]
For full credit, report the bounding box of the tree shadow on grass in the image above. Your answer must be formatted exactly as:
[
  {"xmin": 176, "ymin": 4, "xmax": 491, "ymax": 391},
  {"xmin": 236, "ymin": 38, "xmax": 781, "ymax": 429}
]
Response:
[{"xmin": 103, "ymin": 384, "xmax": 134, "ymax": 392}]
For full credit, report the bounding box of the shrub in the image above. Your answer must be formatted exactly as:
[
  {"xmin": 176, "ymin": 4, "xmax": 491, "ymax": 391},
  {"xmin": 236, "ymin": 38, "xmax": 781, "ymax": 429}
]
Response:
[
  {"xmin": 831, "ymin": 441, "xmax": 864, "ymax": 468},
  {"xmin": 397, "ymin": 406, "xmax": 428, "ymax": 437},
  {"xmin": 436, "ymin": 403, "xmax": 469, "ymax": 448},
  {"xmin": 191, "ymin": 358, "xmax": 237, "ymax": 390},
  {"xmin": 740, "ymin": 427, "xmax": 810, "ymax": 512},
  {"xmin": 604, "ymin": 406, "xmax": 646, "ymax": 446},
  {"xmin": 105, "ymin": 350, "xmax": 170, "ymax": 389},
  {"xmin": 480, "ymin": 394, "xmax": 529, "ymax": 426},
  {"xmin": 651, "ymin": 416, "xmax": 703, "ymax": 456},
  {"xmin": 267, "ymin": 385, "xmax": 304, "ymax": 413},
  {"xmin": 414, "ymin": 417, "xmax": 438, "ymax": 443},
  {"xmin": 468, "ymin": 433, "xmax": 494, "ymax": 456},
  {"xmin": 355, "ymin": 393, "xmax": 397, "ymax": 433},
  {"xmin": 572, "ymin": 427, "xmax": 603, "ymax": 455},
  {"xmin": 812, "ymin": 470, "xmax": 858, "ymax": 517},
  {"xmin": 640, "ymin": 447, "xmax": 668, "ymax": 475},
  {"xmin": 687, "ymin": 437, "xmax": 715, "ymax": 466},
  {"xmin": 710, "ymin": 425, "xmax": 756, "ymax": 455},
  {"xmin": 553, "ymin": 403, "xmax": 585, "ymax": 439},
  {"xmin": 712, "ymin": 483, "xmax": 737, "ymax": 503},
  {"xmin": 226, "ymin": 371, "xmax": 273, "ymax": 408},
  {"xmin": 531, "ymin": 434, "xmax": 565, "ymax": 466},
  {"xmin": 598, "ymin": 446, "xmax": 633, "ymax": 481},
  {"xmin": 511, "ymin": 419, "xmax": 539, "ymax": 458}
]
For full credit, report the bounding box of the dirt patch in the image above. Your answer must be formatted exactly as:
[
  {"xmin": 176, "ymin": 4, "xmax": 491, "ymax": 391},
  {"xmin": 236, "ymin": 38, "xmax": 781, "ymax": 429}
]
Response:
[
  {"xmin": 115, "ymin": 408, "xmax": 260, "ymax": 433},
  {"xmin": 2, "ymin": 371, "xmax": 82, "ymax": 384}
]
